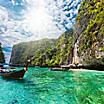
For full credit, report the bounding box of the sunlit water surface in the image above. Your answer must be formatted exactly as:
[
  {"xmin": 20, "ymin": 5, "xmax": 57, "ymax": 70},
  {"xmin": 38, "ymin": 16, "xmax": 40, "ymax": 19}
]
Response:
[{"xmin": 0, "ymin": 67, "xmax": 104, "ymax": 104}]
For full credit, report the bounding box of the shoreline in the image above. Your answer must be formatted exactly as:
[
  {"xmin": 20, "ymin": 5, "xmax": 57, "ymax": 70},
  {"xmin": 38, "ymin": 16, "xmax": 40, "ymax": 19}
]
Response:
[
  {"xmin": 69, "ymin": 69, "xmax": 104, "ymax": 73},
  {"xmin": 8, "ymin": 63, "xmax": 104, "ymax": 71}
]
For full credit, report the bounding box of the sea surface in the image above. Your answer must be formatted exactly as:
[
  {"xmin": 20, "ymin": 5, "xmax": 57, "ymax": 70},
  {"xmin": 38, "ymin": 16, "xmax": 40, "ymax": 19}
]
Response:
[{"xmin": 0, "ymin": 67, "xmax": 104, "ymax": 104}]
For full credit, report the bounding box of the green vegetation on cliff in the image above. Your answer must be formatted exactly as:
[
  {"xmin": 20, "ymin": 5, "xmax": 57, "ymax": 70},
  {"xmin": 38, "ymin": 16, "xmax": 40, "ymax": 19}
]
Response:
[
  {"xmin": 10, "ymin": 39, "xmax": 56, "ymax": 65},
  {"xmin": 76, "ymin": 0, "xmax": 104, "ymax": 64},
  {"xmin": 31, "ymin": 29, "xmax": 74, "ymax": 66},
  {"xmin": 0, "ymin": 43, "xmax": 5, "ymax": 63},
  {"xmin": 10, "ymin": 0, "xmax": 104, "ymax": 68},
  {"xmin": 10, "ymin": 30, "xmax": 74, "ymax": 66}
]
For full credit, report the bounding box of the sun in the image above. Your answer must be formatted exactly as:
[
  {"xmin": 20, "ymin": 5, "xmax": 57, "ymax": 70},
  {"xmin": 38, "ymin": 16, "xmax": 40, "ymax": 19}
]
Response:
[
  {"xmin": 25, "ymin": 9, "xmax": 51, "ymax": 32},
  {"xmin": 22, "ymin": 0, "xmax": 53, "ymax": 34}
]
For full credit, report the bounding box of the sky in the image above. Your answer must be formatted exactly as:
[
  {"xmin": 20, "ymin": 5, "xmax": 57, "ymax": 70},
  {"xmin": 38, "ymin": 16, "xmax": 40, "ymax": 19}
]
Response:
[{"xmin": 0, "ymin": 0, "xmax": 81, "ymax": 63}]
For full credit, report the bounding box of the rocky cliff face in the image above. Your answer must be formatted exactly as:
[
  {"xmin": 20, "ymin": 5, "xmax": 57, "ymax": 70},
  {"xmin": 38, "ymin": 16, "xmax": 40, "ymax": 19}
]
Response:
[
  {"xmin": 76, "ymin": 0, "xmax": 104, "ymax": 65},
  {"xmin": 31, "ymin": 29, "xmax": 74, "ymax": 66},
  {"xmin": 10, "ymin": 30, "xmax": 74, "ymax": 66},
  {"xmin": 10, "ymin": 39, "xmax": 56, "ymax": 65},
  {"xmin": 0, "ymin": 43, "xmax": 5, "ymax": 63},
  {"xmin": 10, "ymin": 0, "xmax": 104, "ymax": 67}
]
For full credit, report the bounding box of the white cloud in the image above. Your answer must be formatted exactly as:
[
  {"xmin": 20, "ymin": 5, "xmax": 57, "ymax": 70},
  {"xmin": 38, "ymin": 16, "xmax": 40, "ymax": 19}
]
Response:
[
  {"xmin": 0, "ymin": 6, "xmax": 8, "ymax": 22},
  {"xmin": 0, "ymin": 0, "xmax": 82, "ymax": 63}
]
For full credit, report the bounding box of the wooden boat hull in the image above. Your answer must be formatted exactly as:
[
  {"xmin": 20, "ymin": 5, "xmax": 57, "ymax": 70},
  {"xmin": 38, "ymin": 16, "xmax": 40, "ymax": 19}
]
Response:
[{"xmin": 0, "ymin": 69, "xmax": 26, "ymax": 79}]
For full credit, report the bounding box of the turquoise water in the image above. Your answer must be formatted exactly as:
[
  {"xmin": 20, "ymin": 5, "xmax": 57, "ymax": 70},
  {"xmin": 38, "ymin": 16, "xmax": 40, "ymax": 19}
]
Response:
[{"xmin": 0, "ymin": 67, "xmax": 104, "ymax": 104}]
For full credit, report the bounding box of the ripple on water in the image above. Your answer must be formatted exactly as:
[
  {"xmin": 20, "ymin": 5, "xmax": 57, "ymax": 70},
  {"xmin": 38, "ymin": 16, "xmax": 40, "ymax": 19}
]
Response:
[{"xmin": 0, "ymin": 67, "xmax": 104, "ymax": 104}]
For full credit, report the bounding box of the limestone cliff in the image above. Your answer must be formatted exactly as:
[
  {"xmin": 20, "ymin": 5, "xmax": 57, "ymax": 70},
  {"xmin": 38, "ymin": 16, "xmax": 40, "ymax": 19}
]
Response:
[
  {"xmin": 10, "ymin": 39, "xmax": 56, "ymax": 65},
  {"xmin": 76, "ymin": 0, "xmax": 104, "ymax": 65}
]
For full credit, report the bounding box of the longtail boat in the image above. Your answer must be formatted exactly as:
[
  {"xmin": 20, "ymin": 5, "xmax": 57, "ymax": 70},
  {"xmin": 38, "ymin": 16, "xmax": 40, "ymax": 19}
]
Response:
[{"xmin": 0, "ymin": 60, "xmax": 30, "ymax": 79}]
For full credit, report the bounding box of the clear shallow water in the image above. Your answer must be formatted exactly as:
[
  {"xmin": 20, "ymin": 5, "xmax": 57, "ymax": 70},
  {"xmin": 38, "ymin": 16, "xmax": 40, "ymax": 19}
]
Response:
[{"xmin": 0, "ymin": 67, "xmax": 104, "ymax": 104}]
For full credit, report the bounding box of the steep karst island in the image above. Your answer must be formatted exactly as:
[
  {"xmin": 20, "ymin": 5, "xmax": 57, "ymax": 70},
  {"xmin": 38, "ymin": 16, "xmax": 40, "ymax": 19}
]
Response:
[{"xmin": 0, "ymin": 0, "xmax": 104, "ymax": 104}]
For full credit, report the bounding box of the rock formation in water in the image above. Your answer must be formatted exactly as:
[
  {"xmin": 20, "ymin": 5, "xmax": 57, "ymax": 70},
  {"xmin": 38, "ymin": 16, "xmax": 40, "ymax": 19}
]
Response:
[
  {"xmin": 10, "ymin": 29, "xmax": 74, "ymax": 66},
  {"xmin": 10, "ymin": 0, "xmax": 104, "ymax": 68},
  {"xmin": 0, "ymin": 43, "xmax": 5, "ymax": 63},
  {"xmin": 10, "ymin": 38, "xmax": 56, "ymax": 65},
  {"xmin": 31, "ymin": 29, "xmax": 74, "ymax": 66}
]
